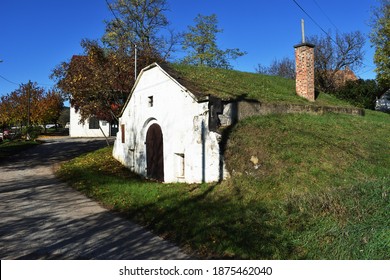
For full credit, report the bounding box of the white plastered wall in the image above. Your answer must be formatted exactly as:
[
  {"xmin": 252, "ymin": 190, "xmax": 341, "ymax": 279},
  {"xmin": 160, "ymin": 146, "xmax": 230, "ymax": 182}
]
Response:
[
  {"xmin": 69, "ymin": 107, "xmax": 110, "ymax": 137},
  {"xmin": 113, "ymin": 65, "xmax": 225, "ymax": 183}
]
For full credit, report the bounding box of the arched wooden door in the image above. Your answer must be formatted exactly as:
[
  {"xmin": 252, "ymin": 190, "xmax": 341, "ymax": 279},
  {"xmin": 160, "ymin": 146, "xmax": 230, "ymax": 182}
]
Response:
[{"xmin": 146, "ymin": 123, "xmax": 164, "ymax": 182}]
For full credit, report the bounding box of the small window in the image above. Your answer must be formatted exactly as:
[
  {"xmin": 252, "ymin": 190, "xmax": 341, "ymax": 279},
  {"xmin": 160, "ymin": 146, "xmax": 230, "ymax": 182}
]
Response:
[
  {"xmin": 89, "ymin": 117, "xmax": 99, "ymax": 130},
  {"xmin": 175, "ymin": 153, "xmax": 185, "ymax": 178},
  {"xmin": 121, "ymin": 124, "xmax": 125, "ymax": 143},
  {"xmin": 148, "ymin": 96, "xmax": 154, "ymax": 107}
]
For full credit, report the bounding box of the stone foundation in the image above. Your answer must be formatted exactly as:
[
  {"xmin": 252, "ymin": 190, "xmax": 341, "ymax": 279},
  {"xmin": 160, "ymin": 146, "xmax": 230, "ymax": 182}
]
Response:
[{"xmin": 218, "ymin": 100, "xmax": 364, "ymax": 127}]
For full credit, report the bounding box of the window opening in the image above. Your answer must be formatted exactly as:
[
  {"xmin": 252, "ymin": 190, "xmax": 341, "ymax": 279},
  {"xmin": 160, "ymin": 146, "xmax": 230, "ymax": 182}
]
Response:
[
  {"xmin": 89, "ymin": 117, "xmax": 99, "ymax": 129},
  {"xmin": 175, "ymin": 153, "xmax": 185, "ymax": 178},
  {"xmin": 148, "ymin": 96, "xmax": 154, "ymax": 107}
]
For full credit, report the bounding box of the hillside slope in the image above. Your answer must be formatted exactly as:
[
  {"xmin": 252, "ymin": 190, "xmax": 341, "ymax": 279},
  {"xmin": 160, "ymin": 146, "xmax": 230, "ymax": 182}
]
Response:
[
  {"xmin": 223, "ymin": 110, "xmax": 390, "ymax": 258},
  {"xmin": 58, "ymin": 109, "xmax": 389, "ymax": 259},
  {"xmin": 169, "ymin": 63, "xmax": 353, "ymax": 107},
  {"xmin": 57, "ymin": 62, "xmax": 389, "ymax": 259}
]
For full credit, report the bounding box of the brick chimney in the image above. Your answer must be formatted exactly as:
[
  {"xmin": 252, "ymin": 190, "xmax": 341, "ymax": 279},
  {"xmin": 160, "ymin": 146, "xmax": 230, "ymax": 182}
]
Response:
[{"xmin": 294, "ymin": 43, "xmax": 315, "ymax": 101}]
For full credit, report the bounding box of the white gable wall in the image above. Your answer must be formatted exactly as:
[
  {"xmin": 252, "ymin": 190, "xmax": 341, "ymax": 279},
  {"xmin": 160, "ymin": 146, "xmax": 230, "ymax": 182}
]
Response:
[
  {"xmin": 69, "ymin": 107, "xmax": 111, "ymax": 137},
  {"xmin": 113, "ymin": 65, "xmax": 224, "ymax": 183}
]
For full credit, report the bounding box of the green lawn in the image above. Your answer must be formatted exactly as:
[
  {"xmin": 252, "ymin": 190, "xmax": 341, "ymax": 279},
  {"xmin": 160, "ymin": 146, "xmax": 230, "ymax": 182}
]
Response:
[{"xmin": 57, "ymin": 110, "xmax": 390, "ymax": 259}]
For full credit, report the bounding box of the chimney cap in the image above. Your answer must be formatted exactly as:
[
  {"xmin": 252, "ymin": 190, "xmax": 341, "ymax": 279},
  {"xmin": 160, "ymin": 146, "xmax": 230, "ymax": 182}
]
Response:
[{"xmin": 294, "ymin": 42, "xmax": 315, "ymax": 49}]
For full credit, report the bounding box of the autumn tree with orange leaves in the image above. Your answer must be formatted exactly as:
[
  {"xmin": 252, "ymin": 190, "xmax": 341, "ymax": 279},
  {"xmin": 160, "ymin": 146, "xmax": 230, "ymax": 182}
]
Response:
[
  {"xmin": 51, "ymin": 40, "xmax": 136, "ymax": 124},
  {"xmin": 51, "ymin": 0, "xmax": 175, "ymax": 130},
  {"xmin": 0, "ymin": 81, "xmax": 63, "ymax": 131}
]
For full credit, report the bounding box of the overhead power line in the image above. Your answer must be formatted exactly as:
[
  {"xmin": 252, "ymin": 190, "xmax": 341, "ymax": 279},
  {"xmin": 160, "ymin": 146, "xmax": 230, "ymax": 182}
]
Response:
[
  {"xmin": 356, "ymin": 65, "xmax": 377, "ymax": 76},
  {"xmin": 0, "ymin": 74, "xmax": 54, "ymax": 88},
  {"xmin": 313, "ymin": 0, "xmax": 341, "ymax": 32},
  {"xmin": 104, "ymin": 0, "xmax": 136, "ymax": 46},
  {"xmin": 292, "ymin": 0, "xmax": 375, "ymax": 75},
  {"xmin": 292, "ymin": 0, "xmax": 337, "ymax": 44},
  {"xmin": 0, "ymin": 74, "xmax": 19, "ymax": 85},
  {"xmin": 104, "ymin": 0, "xmax": 138, "ymax": 80}
]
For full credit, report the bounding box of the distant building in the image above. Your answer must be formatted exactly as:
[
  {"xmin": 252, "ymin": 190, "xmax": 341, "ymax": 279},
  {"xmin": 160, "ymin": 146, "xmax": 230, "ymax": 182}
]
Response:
[
  {"xmin": 69, "ymin": 108, "xmax": 117, "ymax": 137},
  {"xmin": 333, "ymin": 66, "xmax": 358, "ymax": 88},
  {"xmin": 375, "ymin": 89, "xmax": 390, "ymax": 113},
  {"xmin": 67, "ymin": 55, "xmax": 119, "ymax": 138}
]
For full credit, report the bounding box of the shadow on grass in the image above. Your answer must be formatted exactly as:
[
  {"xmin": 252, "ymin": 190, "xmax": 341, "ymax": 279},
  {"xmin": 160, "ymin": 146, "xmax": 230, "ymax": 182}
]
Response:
[
  {"xmin": 114, "ymin": 183, "xmax": 296, "ymax": 259},
  {"xmin": 58, "ymin": 145, "xmax": 298, "ymax": 259}
]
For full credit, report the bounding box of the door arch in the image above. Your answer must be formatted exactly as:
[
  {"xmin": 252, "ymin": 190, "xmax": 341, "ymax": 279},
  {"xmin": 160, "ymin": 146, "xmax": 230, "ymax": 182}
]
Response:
[{"xmin": 146, "ymin": 123, "xmax": 164, "ymax": 182}]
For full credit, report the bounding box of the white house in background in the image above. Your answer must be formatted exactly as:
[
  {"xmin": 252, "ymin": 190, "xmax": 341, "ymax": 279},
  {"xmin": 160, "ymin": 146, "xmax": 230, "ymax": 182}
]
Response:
[
  {"xmin": 68, "ymin": 54, "xmax": 119, "ymax": 138},
  {"xmin": 113, "ymin": 63, "xmax": 228, "ymax": 183},
  {"xmin": 69, "ymin": 107, "xmax": 118, "ymax": 137}
]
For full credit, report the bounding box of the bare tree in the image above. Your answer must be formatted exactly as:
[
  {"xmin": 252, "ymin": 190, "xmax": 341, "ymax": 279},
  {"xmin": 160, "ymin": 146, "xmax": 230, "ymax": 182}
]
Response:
[
  {"xmin": 308, "ymin": 31, "xmax": 365, "ymax": 92},
  {"xmin": 256, "ymin": 57, "xmax": 295, "ymax": 79}
]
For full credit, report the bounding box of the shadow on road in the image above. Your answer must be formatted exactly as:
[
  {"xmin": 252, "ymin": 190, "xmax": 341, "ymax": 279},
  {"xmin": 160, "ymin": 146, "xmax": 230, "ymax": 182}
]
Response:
[
  {"xmin": 0, "ymin": 137, "xmax": 189, "ymax": 260},
  {"xmin": 0, "ymin": 138, "xmax": 108, "ymax": 171}
]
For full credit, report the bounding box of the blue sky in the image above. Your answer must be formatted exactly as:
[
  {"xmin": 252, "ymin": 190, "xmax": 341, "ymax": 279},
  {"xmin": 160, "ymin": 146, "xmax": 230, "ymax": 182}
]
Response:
[{"xmin": 0, "ymin": 0, "xmax": 380, "ymax": 99}]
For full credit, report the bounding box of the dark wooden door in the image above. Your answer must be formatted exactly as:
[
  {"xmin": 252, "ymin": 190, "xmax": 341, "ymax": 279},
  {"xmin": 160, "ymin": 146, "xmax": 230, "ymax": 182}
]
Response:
[
  {"xmin": 146, "ymin": 124, "xmax": 164, "ymax": 182},
  {"xmin": 110, "ymin": 120, "xmax": 118, "ymax": 136}
]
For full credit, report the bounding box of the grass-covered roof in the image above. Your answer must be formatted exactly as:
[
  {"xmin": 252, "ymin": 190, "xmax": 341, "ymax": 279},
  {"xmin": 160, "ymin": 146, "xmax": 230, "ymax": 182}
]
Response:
[{"xmin": 164, "ymin": 63, "xmax": 352, "ymax": 107}]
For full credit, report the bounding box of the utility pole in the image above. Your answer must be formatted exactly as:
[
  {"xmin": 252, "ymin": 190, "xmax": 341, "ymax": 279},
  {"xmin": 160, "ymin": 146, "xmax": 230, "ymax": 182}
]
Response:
[
  {"xmin": 27, "ymin": 80, "xmax": 31, "ymax": 127},
  {"xmin": 0, "ymin": 60, "xmax": 2, "ymax": 92},
  {"xmin": 26, "ymin": 80, "xmax": 31, "ymax": 140}
]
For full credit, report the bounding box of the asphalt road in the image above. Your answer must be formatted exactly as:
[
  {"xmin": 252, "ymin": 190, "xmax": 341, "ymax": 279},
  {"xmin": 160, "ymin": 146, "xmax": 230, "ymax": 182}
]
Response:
[{"xmin": 0, "ymin": 137, "xmax": 189, "ymax": 259}]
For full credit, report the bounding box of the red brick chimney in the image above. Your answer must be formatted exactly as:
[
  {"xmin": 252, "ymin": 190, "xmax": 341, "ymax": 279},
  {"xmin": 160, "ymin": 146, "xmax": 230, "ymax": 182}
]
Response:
[{"xmin": 294, "ymin": 42, "xmax": 315, "ymax": 101}]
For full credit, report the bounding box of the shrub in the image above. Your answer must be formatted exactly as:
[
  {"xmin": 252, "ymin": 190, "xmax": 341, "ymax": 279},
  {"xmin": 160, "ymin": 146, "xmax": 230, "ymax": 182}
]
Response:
[
  {"xmin": 334, "ymin": 79, "xmax": 386, "ymax": 109},
  {"xmin": 23, "ymin": 126, "xmax": 42, "ymax": 140}
]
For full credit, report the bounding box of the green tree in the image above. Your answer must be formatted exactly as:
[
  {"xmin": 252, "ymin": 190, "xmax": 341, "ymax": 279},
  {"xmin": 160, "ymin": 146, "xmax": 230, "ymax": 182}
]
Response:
[
  {"xmin": 334, "ymin": 79, "xmax": 385, "ymax": 109},
  {"xmin": 103, "ymin": 0, "xmax": 175, "ymax": 62},
  {"xmin": 370, "ymin": 0, "xmax": 390, "ymax": 88},
  {"xmin": 58, "ymin": 107, "xmax": 70, "ymax": 128},
  {"xmin": 181, "ymin": 14, "xmax": 245, "ymax": 69}
]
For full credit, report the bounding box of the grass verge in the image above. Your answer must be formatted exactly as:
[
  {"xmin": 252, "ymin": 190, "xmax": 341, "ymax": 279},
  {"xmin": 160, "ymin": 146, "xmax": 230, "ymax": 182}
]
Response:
[
  {"xmin": 0, "ymin": 140, "xmax": 39, "ymax": 160},
  {"xmin": 57, "ymin": 110, "xmax": 390, "ymax": 259}
]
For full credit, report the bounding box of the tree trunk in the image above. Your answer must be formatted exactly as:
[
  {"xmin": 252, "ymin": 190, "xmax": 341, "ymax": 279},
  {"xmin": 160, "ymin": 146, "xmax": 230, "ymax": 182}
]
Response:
[{"xmin": 99, "ymin": 123, "xmax": 110, "ymax": 146}]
